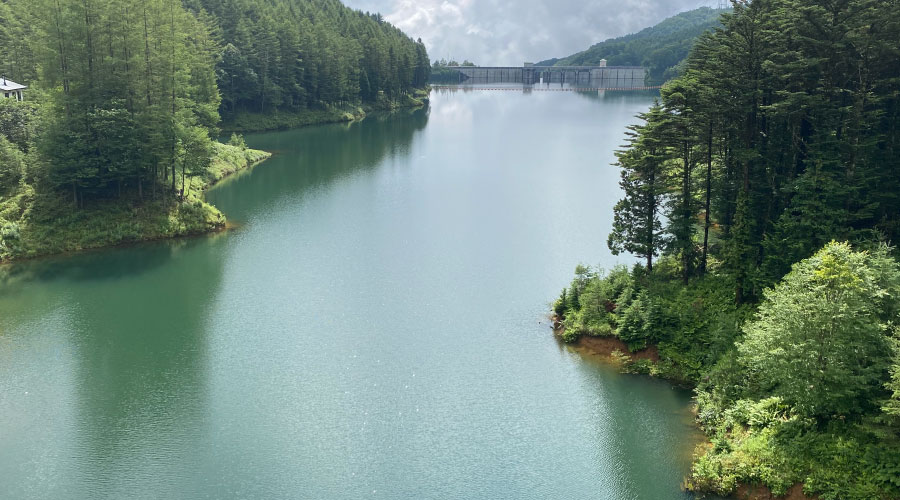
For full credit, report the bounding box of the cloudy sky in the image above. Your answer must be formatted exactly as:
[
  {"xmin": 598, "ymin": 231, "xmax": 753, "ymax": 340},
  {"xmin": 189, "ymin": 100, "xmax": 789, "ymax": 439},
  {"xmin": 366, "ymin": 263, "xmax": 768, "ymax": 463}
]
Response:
[{"xmin": 344, "ymin": 0, "xmax": 717, "ymax": 65}]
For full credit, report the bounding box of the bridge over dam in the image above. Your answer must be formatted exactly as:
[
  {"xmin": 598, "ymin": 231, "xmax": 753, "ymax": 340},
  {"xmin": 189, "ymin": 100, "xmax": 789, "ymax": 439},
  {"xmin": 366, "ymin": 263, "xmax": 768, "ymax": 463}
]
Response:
[{"xmin": 445, "ymin": 64, "xmax": 648, "ymax": 88}]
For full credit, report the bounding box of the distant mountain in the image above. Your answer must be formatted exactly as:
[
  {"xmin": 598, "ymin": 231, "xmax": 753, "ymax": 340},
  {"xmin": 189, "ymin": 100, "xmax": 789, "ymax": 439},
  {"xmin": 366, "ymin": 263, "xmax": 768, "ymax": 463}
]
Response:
[{"xmin": 536, "ymin": 7, "xmax": 728, "ymax": 85}]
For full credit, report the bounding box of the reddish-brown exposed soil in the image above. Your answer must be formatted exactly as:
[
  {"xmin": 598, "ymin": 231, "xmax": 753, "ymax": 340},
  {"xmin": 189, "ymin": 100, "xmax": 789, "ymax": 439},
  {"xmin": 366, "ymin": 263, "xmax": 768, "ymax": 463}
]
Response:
[
  {"xmin": 551, "ymin": 317, "xmax": 660, "ymax": 363},
  {"xmin": 734, "ymin": 483, "xmax": 819, "ymax": 500},
  {"xmin": 574, "ymin": 334, "xmax": 661, "ymax": 362}
]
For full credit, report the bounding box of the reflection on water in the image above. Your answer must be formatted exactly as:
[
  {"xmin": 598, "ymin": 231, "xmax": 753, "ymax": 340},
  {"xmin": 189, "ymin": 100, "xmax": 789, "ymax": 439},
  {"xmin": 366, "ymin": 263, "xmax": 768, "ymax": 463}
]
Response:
[
  {"xmin": 0, "ymin": 90, "xmax": 703, "ymax": 499},
  {"xmin": 206, "ymin": 108, "xmax": 429, "ymax": 219},
  {"xmin": 0, "ymin": 236, "xmax": 228, "ymax": 498}
]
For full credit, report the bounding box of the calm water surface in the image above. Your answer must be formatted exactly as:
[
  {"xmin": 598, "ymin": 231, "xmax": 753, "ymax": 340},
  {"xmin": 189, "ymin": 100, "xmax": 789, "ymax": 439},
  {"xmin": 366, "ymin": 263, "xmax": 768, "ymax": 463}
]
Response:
[{"xmin": 0, "ymin": 87, "xmax": 702, "ymax": 499}]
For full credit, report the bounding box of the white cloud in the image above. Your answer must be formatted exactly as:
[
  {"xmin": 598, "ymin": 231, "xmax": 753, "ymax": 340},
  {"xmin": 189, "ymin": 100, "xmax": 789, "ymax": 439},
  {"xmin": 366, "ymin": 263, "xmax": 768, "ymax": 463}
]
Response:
[{"xmin": 344, "ymin": 0, "xmax": 716, "ymax": 65}]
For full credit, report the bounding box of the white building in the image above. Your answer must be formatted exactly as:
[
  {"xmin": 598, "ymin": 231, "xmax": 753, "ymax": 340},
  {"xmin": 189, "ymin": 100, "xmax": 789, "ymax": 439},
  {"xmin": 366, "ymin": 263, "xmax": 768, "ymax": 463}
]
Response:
[{"xmin": 1, "ymin": 76, "xmax": 26, "ymax": 101}]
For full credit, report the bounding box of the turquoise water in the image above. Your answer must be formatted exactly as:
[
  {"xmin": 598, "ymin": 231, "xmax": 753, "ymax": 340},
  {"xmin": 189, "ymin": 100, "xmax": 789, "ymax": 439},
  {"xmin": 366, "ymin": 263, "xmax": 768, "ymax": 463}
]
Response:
[{"xmin": 0, "ymin": 88, "xmax": 702, "ymax": 499}]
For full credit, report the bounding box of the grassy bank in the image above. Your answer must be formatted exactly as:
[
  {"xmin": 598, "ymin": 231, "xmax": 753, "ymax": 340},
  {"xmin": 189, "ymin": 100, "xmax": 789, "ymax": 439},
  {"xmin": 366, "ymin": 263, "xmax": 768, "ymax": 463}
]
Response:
[
  {"xmin": 0, "ymin": 143, "xmax": 269, "ymax": 263},
  {"xmin": 221, "ymin": 92, "xmax": 428, "ymax": 133},
  {"xmin": 554, "ymin": 252, "xmax": 900, "ymax": 500}
]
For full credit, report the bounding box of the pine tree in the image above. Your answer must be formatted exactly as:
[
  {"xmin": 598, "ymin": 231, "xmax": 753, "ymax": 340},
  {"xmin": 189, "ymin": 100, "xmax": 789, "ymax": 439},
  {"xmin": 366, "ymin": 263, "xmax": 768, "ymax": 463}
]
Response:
[
  {"xmin": 661, "ymin": 76, "xmax": 701, "ymax": 284},
  {"xmin": 608, "ymin": 104, "xmax": 669, "ymax": 271}
]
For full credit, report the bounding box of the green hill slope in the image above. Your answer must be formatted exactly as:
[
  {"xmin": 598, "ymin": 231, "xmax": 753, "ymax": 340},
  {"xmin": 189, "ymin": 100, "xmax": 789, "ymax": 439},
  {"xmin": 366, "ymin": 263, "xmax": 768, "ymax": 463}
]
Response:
[{"xmin": 537, "ymin": 7, "xmax": 727, "ymax": 84}]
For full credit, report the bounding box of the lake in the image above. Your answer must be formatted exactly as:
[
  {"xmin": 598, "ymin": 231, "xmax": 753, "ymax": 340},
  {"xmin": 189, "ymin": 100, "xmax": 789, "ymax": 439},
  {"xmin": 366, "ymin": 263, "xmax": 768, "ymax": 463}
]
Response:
[{"xmin": 0, "ymin": 86, "xmax": 703, "ymax": 499}]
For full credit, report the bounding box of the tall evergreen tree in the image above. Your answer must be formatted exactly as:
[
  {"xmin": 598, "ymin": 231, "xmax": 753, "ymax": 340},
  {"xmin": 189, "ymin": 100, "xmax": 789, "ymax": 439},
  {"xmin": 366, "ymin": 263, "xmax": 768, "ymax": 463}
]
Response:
[
  {"xmin": 609, "ymin": 0, "xmax": 900, "ymax": 303},
  {"xmin": 661, "ymin": 77, "xmax": 701, "ymax": 284},
  {"xmin": 24, "ymin": 0, "xmax": 220, "ymax": 203},
  {"xmin": 608, "ymin": 104, "xmax": 669, "ymax": 271}
]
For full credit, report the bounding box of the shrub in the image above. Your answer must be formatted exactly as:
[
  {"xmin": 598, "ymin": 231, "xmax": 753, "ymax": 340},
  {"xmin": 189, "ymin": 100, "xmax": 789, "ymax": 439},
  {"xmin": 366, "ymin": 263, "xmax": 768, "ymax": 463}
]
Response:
[
  {"xmin": 737, "ymin": 242, "xmax": 898, "ymax": 421},
  {"xmin": 228, "ymin": 132, "xmax": 247, "ymax": 150},
  {"xmin": 0, "ymin": 137, "xmax": 26, "ymax": 191},
  {"xmin": 560, "ymin": 326, "xmax": 580, "ymax": 343},
  {"xmin": 553, "ymin": 288, "xmax": 568, "ymax": 318}
]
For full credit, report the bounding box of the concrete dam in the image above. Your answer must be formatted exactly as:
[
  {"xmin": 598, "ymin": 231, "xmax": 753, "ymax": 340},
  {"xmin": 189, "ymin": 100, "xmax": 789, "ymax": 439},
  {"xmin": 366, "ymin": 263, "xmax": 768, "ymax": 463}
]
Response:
[{"xmin": 446, "ymin": 64, "xmax": 648, "ymax": 88}]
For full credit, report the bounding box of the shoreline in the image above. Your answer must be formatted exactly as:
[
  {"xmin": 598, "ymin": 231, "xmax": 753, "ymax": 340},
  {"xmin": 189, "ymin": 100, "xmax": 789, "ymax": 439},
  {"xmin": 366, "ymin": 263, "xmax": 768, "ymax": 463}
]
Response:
[
  {"xmin": 220, "ymin": 92, "xmax": 429, "ymax": 134},
  {"xmin": 570, "ymin": 333, "xmax": 660, "ymax": 363},
  {"xmin": 0, "ymin": 145, "xmax": 271, "ymax": 266},
  {"xmin": 552, "ymin": 318, "xmax": 661, "ymax": 370},
  {"xmin": 0, "ymin": 219, "xmax": 234, "ymax": 269},
  {"xmin": 554, "ymin": 322, "xmax": 818, "ymax": 500},
  {"xmin": 0, "ymin": 91, "xmax": 432, "ymax": 266}
]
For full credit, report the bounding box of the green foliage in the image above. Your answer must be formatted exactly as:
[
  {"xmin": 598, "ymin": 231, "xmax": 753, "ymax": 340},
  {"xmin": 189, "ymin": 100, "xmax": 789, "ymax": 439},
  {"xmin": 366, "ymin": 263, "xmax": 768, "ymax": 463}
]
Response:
[
  {"xmin": 1, "ymin": 0, "xmax": 428, "ymax": 202},
  {"xmin": 556, "ymin": 259, "xmax": 741, "ymax": 369},
  {"xmin": 689, "ymin": 412, "xmax": 900, "ymax": 500},
  {"xmin": 538, "ymin": 7, "xmax": 728, "ymax": 84},
  {"xmin": 222, "ymin": 92, "xmax": 425, "ymax": 133},
  {"xmin": 608, "ymin": 103, "xmax": 668, "ymax": 271},
  {"xmin": 563, "ymin": 8, "xmax": 900, "ymax": 494},
  {"xmin": 0, "ymin": 99, "xmax": 37, "ymax": 151},
  {"xmin": 886, "ymin": 354, "xmax": 900, "ymax": 422},
  {"xmin": 738, "ymin": 242, "xmax": 898, "ymax": 420},
  {"xmin": 688, "ymin": 417, "xmax": 793, "ymax": 496},
  {"xmin": 553, "ymin": 288, "xmax": 569, "ymax": 318},
  {"xmin": 196, "ymin": 0, "xmax": 429, "ymax": 118},
  {"xmin": 200, "ymin": 143, "xmax": 269, "ymax": 190},
  {"xmin": 223, "ymin": 106, "xmax": 363, "ymax": 133},
  {"xmin": 557, "ymin": 265, "xmax": 618, "ymax": 341},
  {"xmin": 604, "ymin": 0, "xmax": 900, "ymax": 303},
  {"xmin": 228, "ymin": 133, "xmax": 247, "ymax": 151},
  {"xmin": 0, "ymin": 143, "xmax": 268, "ymax": 262},
  {"xmin": 0, "ymin": 137, "xmax": 26, "ymax": 192},
  {"xmin": 616, "ymin": 290, "xmax": 655, "ymax": 351},
  {"xmin": 560, "ymin": 326, "xmax": 580, "ymax": 344},
  {"xmin": 0, "ymin": 0, "xmax": 426, "ymax": 262},
  {"xmin": 682, "ymin": 244, "xmax": 900, "ymax": 499},
  {"xmin": 558, "ymin": 247, "xmax": 900, "ymax": 498},
  {"xmin": 560, "ymin": 1, "xmax": 900, "ymax": 498},
  {"xmin": 0, "ymin": 1, "xmax": 37, "ymax": 84},
  {"xmin": 7, "ymin": 0, "xmax": 224, "ymax": 202}
]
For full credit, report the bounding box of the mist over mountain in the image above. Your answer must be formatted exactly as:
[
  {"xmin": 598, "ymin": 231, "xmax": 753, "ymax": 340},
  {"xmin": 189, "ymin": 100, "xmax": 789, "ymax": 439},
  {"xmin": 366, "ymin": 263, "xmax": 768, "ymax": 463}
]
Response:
[
  {"xmin": 344, "ymin": 0, "xmax": 717, "ymax": 65},
  {"xmin": 538, "ymin": 7, "xmax": 727, "ymax": 84}
]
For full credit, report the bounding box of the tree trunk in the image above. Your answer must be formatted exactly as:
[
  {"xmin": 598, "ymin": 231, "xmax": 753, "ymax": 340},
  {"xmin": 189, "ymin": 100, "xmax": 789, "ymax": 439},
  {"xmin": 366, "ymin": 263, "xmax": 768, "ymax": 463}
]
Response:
[
  {"xmin": 54, "ymin": 0, "xmax": 70, "ymax": 97},
  {"xmin": 143, "ymin": 6, "xmax": 152, "ymax": 106},
  {"xmin": 701, "ymin": 120, "xmax": 713, "ymax": 276},
  {"xmin": 122, "ymin": 5, "xmax": 134, "ymax": 114},
  {"xmin": 682, "ymin": 141, "xmax": 692, "ymax": 285},
  {"xmin": 646, "ymin": 166, "xmax": 656, "ymax": 273},
  {"xmin": 170, "ymin": 0, "xmax": 177, "ymax": 196},
  {"xmin": 82, "ymin": 0, "xmax": 95, "ymax": 92}
]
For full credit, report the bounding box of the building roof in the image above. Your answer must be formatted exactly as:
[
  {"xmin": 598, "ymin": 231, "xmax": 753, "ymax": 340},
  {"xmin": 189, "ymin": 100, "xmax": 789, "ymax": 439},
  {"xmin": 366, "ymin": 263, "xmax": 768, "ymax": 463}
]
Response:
[{"xmin": 0, "ymin": 77, "xmax": 27, "ymax": 91}]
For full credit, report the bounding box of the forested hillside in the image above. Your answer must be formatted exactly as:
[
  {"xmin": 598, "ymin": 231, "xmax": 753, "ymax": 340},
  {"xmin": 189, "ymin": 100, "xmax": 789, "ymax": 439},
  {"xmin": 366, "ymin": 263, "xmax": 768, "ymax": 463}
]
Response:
[
  {"xmin": 555, "ymin": 1, "xmax": 900, "ymax": 498},
  {"xmin": 537, "ymin": 7, "xmax": 727, "ymax": 84},
  {"xmin": 0, "ymin": 0, "xmax": 430, "ymax": 129},
  {"xmin": 0, "ymin": 0, "xmax": 428, "ymax": 262},
  {"xmin": 187, "ymin": 0, "xmax": 430, "ymax": 119}
]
